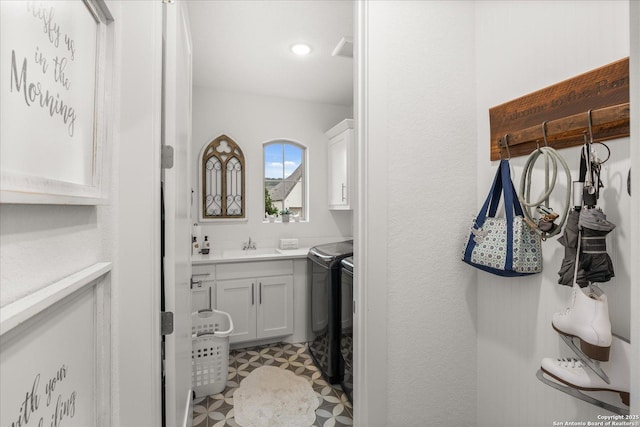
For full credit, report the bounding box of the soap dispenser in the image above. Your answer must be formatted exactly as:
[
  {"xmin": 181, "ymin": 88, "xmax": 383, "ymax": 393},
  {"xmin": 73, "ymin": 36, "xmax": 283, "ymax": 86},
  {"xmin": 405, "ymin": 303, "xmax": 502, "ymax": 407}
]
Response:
[
  {"xmin": 192, "ymin": 236, "xmax": 200, "ymax": 255},
  {"xmin": 202, "ymin": 236, "xmax": 211, "ymax": 255}
]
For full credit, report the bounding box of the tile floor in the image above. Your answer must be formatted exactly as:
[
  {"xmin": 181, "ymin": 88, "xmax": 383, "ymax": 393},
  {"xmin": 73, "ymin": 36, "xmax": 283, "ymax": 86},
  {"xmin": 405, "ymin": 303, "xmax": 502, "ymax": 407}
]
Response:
[{"xmin": 192, "ymin": 342, "xmax": 353, "ymax": 427}]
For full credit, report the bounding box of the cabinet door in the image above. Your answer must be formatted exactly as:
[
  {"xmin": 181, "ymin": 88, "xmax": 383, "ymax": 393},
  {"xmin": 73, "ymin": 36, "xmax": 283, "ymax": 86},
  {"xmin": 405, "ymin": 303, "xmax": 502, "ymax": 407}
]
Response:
[
  {"xmin": 328, "ymin": 130, "xmax": 352, "ymax": 209},
  {"xmin": 217, "ymin": 279, "xmax": 257, "ymax": 343},
  {"xmin": 257, "ymin": 275, "xmax": 294, "ymax": 339}
]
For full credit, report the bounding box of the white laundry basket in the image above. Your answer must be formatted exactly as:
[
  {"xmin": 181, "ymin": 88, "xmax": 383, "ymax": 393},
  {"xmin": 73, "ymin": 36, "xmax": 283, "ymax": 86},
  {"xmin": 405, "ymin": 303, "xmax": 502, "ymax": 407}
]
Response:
[{"xmin": 191, "ymin": 309, "xmax": 234, "ymax": 397}]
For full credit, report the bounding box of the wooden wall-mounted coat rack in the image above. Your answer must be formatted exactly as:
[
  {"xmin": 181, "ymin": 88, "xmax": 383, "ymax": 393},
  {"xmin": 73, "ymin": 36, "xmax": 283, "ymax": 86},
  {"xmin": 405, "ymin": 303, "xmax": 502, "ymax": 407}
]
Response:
[{"xmin": 490, "ymin": 58, "xmax": 630, "ymax": 160}]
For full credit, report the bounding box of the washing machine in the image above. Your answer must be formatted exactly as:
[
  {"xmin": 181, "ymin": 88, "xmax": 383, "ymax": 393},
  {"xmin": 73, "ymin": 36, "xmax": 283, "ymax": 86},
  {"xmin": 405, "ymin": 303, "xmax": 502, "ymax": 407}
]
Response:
[
  {"xmin": 340, "ymin": 256, "xmax": 354, "ymax": 402},
  {"xmin": 307, "ymin": 240, "xmax": 353, "ymax": 384}
]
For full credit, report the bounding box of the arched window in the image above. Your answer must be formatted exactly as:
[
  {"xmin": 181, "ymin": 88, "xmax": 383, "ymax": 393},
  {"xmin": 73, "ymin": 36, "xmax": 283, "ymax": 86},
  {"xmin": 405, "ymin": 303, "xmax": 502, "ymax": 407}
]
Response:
[
  {"xmin": 264, "ymin": 140, "xmax": 306, "ymax": 220},
  {"xmin": 201, "ymin": 135, "xmax": 245, "ymax": 219}
]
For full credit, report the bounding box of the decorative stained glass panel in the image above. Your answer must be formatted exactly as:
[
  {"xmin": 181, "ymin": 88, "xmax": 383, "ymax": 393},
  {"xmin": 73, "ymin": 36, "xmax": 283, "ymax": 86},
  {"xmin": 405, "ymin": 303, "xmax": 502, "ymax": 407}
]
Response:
[{"xmin": 201, "ymin": 135, "xmax": 245, "ymax": 219}]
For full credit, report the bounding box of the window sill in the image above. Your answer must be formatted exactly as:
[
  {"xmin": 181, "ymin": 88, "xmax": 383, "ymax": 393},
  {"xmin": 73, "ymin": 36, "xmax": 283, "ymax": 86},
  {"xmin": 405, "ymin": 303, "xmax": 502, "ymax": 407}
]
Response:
[
  {"xmin": 262, "ymin": 219, "xmax": 307, "ymax": 224},
  {"xmin": 198, "ymin": 218, "xmax": 249, "ymax": 224}
]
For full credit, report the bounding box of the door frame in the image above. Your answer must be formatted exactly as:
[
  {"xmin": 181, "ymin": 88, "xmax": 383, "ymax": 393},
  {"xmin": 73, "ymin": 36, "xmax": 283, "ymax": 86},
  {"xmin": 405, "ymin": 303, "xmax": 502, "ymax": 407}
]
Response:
[
  {"xmin": 161, "ymin": 0, "xmax": 194, "ymax": 426},
  {"xmin": 629, "ymin": 0, "xmax": 640, "ymax": 413},
  {"xmin": 112, "ymin": 0, "xmax": 164, "ymax": 425},
  {"xmin": 354, "ymin": 1, "xmax": 390, "ymax": 424}
]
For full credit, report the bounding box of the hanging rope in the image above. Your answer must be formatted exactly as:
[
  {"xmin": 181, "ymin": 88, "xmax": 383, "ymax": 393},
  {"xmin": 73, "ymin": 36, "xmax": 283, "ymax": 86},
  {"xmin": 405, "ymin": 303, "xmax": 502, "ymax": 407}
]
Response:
[{"xmin": 518, "ymin": 146, "xmax": 572, "ymax": 240}]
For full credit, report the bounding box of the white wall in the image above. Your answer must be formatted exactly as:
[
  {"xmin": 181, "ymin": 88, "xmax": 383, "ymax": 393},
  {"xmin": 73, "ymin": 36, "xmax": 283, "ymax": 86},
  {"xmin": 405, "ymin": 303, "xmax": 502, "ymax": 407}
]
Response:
[
  {"xmin": 360, "ymin": 1, "xmax": 478, "ymax": 425},
  {"xmin": 475, "ymin": 2, "xmax": 632, "ymax": 425},
  {"xmin": 0, "ymin": 204, "xmax": 106, "ymax": 307},
  {"xmin": 191, "ymin": 87, "xmax": 353, "ymax": 249}
]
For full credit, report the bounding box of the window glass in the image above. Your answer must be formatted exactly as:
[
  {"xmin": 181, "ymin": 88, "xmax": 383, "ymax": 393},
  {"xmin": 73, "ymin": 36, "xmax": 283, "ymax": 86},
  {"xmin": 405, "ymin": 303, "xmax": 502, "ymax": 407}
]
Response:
[{"xmin": 264, "ymin": 141, "xmax": 305, "ymax": 220}]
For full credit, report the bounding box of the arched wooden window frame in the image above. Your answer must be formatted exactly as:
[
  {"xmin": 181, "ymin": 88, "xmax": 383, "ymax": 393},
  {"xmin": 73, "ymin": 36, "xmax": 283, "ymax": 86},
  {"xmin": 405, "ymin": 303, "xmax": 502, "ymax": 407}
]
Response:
[{"xmin": 200, "ymin": 134, "xmax": 245, "ymax": 220}]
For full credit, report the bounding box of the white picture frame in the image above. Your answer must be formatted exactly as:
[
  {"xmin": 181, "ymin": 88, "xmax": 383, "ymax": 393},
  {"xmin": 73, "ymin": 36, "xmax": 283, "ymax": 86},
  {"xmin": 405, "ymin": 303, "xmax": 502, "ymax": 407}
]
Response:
[
  {"xmin": 0, "ymin": 263, "xmax": 112, "ymax": 427},
  {"xmin": 0, "ymin": 0, "xmax": 114, "ymax": 205}
]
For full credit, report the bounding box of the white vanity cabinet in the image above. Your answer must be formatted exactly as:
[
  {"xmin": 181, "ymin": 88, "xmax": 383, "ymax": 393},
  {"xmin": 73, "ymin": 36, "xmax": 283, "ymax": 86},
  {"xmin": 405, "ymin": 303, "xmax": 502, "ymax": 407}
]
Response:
[
  {"xmin": 215, "ymin": 260, "xmax": 294, "ymax": 344},
  {"xmin": 215, "ymin": 278, "xmax": 256, "ymax": 342},
  {"xmin": 326, "ymin": 119, "xmax": 354, "ymax": 210}
]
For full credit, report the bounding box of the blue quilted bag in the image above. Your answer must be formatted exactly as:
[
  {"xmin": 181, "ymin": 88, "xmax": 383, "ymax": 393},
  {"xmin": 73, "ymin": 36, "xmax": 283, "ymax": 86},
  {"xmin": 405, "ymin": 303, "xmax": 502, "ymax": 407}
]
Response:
[{"xmin": 462, "ymin": 160, "xmax": 542, "ymax": 276}]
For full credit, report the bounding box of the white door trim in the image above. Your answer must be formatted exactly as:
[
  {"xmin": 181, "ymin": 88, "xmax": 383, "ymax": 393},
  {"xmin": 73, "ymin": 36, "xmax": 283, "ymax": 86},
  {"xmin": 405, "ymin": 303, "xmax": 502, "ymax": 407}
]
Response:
[
  {"xmin": 629, "ymin": 0, "xmax": 640, "ymax": 414},
  {"xmin": 353, "ymin": 1, "xmax": 367, "ymax": 424},
  {"xmin": 353, "ymin": 1, "xmax": 389, "ymax": 425}
]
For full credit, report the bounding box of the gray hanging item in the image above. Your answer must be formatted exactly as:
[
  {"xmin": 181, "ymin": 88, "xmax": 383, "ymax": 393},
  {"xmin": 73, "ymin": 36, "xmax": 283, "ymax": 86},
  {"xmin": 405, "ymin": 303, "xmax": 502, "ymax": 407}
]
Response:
[
  {"xmin": 578, "ymin": 208, "xmax": 616, "ymax": 284},
  {"xmin": 557, "ymin": 210, "xmax": 587, "ymax": 287},
  {"xmin": 557, "ymin": 208, "xmax": 616, "ymax": 287}
]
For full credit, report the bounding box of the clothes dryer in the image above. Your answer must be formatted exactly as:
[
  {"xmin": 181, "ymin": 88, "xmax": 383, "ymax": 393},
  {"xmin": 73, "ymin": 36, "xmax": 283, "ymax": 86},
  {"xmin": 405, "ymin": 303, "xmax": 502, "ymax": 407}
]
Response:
[
  {"xmin": 340, "ymin": 256, "xmax": 354, "ymax": 402},
  {"xmin": 307, "ymin": 240, "xmax": 353, "ymax": 384}
]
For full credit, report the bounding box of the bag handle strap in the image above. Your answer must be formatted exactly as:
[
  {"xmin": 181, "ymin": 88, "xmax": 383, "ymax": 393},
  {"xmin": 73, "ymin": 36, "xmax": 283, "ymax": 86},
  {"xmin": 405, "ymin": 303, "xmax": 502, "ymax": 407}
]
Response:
[
  {"xmin": 469, "ymin": 160, "xmax": 524, "ymax": 271},
  {"xmin": 501, "ymin": 161, "xmax": 516, "ymax": 271},
  {"xmin": 464, "ymin": 162, "xmax": 505, "ymax": 266},
  {"xmin": 487, "ymin": 163, "xmax": 505, "ymax": 218},
  {"xmin": 476, "ymin": 160, "xmax": 523, "ymax": 227},
  {"xmin": 473, "ymin": 161, "xmax": 503, "ymax": 229}
]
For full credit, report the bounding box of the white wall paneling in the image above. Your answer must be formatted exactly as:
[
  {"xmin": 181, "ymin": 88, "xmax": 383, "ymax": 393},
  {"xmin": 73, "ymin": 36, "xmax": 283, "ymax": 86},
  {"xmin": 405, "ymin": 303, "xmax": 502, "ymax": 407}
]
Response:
[
  {"xmin": 0, "ymin": 0, "xmax": 114, "ymax": 204},
  {"xmin": 0, "ymin": 263, "xmax": 111, "ymax": 427}
]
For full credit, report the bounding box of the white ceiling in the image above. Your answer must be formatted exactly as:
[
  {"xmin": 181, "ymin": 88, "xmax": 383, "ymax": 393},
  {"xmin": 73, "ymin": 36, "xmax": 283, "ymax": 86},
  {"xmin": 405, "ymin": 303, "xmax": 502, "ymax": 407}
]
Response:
[{"xmin": 186, "ymin": 0, "xmax": 354, "ymax": 107}]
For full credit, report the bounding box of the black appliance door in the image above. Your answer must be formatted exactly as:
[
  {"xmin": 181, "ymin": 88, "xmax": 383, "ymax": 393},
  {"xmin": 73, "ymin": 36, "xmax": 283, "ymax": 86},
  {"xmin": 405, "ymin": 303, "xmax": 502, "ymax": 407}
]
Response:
[
  {"xmin": 308, "ymin": 256, "xmax": 341, "ymax": 383},
  {"xmin": 340, "ymin": 259, "xmax": 354, "ymax": 403}
]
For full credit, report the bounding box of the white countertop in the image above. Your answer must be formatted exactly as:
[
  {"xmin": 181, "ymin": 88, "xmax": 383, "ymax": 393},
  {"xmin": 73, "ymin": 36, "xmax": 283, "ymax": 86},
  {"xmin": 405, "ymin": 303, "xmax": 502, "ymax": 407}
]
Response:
[{"xmin": 192, "ymin": 247, "xmax": 311, "ymax": 265}]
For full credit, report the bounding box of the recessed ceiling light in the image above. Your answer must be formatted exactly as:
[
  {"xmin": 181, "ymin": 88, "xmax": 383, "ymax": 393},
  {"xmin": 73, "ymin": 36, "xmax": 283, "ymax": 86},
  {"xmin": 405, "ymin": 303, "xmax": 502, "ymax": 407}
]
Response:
[{"xmin": 290, "ymin": 43, "xmax": 312, "ymax": 56}]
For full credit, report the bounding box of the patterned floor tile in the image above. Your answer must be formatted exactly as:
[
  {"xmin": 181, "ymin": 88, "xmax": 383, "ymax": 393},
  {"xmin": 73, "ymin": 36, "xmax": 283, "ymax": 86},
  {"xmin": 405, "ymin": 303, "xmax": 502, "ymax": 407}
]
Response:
[{"xmin": 192, "ymin": 342, "xmax": 353, "ymax": 427}]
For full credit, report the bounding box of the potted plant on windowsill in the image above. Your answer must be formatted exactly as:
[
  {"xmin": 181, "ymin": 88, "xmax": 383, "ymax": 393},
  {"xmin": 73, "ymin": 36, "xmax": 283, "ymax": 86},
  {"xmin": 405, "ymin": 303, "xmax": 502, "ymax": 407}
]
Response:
[
  {"xmin": 265, "ymin": 188, "xmax": 279, "ymax": 222},
  {"xmin": 281, "ymin": 208, "xmax": 292, "ymax": 223}
]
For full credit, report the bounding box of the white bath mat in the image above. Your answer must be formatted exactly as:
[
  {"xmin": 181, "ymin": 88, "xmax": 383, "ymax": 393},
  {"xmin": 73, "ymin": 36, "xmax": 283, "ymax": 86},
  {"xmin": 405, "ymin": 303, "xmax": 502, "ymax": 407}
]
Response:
[{"xmin": 233, "ymin": 365, "xmax": 320, "ymax": 427}]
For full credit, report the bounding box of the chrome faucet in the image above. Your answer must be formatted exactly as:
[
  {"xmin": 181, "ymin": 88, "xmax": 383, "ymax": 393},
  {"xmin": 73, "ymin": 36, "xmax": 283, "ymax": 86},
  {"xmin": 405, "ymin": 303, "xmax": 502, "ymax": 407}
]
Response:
[{"xmin": 242, "ymin": 237, "xmax": 257, "ymax": 251}]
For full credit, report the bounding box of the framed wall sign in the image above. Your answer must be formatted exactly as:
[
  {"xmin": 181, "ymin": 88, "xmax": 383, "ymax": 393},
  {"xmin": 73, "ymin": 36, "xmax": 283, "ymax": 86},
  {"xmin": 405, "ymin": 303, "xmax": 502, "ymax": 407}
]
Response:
[
  {"xmin": 0, "ymin": 263, "xmax": 112, "ymax": 427},
  {"xmin": 0, "ymin": 0, "xmax": 114, "ymax": 204}
]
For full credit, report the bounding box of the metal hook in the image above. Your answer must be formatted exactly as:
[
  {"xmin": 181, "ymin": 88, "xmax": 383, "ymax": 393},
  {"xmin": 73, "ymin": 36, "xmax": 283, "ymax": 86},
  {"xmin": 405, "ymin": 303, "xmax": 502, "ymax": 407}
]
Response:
[
  {"xmin": 587, "ymin": 109, "xmax": 594, "ymax": 144},
  {"xmin": 586, "ymin": 110, "xmax": 610, "ymax": 164},
  {"xmin": 500, "ymin": 133, "xmax": 511, "ymax": 160},
  {"xmin": 541, "ymin": 120, "xmax": 549, "ymax": 147},
  {"xmin": 582, "ymin": 130, "xmax": 595, "ymax": 194}
]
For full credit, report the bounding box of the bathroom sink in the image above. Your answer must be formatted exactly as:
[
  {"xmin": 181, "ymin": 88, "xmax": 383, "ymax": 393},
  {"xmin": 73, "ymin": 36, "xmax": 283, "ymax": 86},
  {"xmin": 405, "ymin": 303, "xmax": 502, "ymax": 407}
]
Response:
[{"xmin": 222, "ymin": 248, "xmax": 282, "ymax": 258}]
